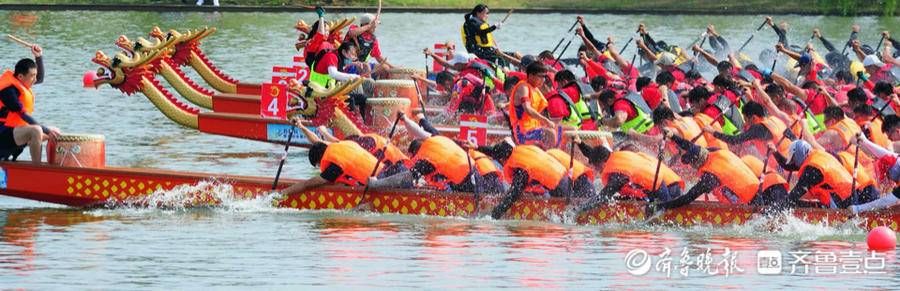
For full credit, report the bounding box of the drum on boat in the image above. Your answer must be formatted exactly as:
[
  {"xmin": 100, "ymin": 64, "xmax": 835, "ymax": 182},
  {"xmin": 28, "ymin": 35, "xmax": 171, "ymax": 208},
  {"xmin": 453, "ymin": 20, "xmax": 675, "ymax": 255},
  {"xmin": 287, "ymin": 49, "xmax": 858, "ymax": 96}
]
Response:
[
  {"xmin": 373, "ymin": 79, "xmax": 420, "ymax": 114},
  {"xmin": 385, "ymin": 68, "xmax": 425, "ymax": 80},
  {"xmin": 47, "ymin": 134, "xmax": 106, "ymax": 168},
  {"xmin": 365, "ymin": 98, "xmax": 410, "ymax": 137}
]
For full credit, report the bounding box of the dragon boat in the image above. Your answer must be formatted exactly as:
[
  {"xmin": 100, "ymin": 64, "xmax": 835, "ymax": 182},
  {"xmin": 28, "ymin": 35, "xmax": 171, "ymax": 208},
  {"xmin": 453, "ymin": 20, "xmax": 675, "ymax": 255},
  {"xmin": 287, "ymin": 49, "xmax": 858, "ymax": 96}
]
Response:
[
  {"xmin": 0, "ymin": 147, "xmax": 897, "ymax": 231},
  {"xmin": 90, "ymin": 25, "xmax": 523, "ymax": 148}
]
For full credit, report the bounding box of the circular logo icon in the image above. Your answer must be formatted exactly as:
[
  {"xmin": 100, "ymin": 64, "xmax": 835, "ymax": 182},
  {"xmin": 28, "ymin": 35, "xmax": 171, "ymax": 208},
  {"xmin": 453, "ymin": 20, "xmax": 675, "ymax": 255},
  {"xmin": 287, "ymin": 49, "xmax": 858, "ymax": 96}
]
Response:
[{"xmin": 624, "ymin": 249, "xmax": 652, "ymax": 276}]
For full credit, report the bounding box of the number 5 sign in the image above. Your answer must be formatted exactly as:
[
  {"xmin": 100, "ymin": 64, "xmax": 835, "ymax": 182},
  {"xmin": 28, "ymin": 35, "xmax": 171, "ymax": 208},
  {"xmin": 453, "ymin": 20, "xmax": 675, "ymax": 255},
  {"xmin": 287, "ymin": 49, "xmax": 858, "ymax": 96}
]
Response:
[
  {"xmin": 260, "ymin": 83, "xmax": 287, "ymax": 119},
  {"xmin": 458, "ymin": 114, "xmax": 487, "ymax": 146}
]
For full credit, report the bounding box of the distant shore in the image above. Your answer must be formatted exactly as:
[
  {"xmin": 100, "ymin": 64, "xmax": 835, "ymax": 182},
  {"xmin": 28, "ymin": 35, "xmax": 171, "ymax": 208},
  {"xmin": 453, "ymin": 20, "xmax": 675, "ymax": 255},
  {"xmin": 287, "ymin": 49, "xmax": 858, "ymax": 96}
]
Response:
[{"xmin": 0, "ymin": 1, "xmax": 895, "ymax": 16}]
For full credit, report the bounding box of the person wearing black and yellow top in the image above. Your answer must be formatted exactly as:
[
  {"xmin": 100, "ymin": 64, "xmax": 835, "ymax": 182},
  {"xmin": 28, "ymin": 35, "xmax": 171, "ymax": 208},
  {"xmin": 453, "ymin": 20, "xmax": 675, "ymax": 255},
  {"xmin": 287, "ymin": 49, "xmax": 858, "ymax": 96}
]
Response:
[{"xmin": 461, "ymin": 4, "xmax": 500, "ymax": 63}]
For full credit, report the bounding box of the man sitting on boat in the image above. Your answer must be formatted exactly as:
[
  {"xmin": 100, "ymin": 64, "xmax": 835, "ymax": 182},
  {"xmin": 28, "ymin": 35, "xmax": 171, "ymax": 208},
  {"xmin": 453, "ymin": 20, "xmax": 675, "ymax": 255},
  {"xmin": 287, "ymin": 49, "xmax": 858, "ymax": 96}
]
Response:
[
  {"xmin": 508, "ymin": 63, "xmax": 557, "ymax": 146},
  {"xmin": 343, "ymin": 13, "xmax": 393, "ymax": 75},
  {"xmin": 0, "ymin": 43, "xmax": 62, "ymax": 163},
  {"xmin": 772, "ymin": 139, "xmax": 880, "ymax": 209},
  {"xmin": 477, "ymin": 138, "xmax": 589, "ymax": 219},
  {"xmin": 367, "ymin": 113, "xmax": 506, "ymax": 194},
  {"xmin": 278, "ymin": 119, "xmax": 384, "ymax": 196},
  {"xmin": 296, "ymin": 124, "xmax": 410, "ymax": 178},
  {"xmin": 572, "ymin": 138, "xmax": 684, "ymax": 216},
  {"xmin": 645, "ymin": 129, "xmax": 789, "ymax": 215}
]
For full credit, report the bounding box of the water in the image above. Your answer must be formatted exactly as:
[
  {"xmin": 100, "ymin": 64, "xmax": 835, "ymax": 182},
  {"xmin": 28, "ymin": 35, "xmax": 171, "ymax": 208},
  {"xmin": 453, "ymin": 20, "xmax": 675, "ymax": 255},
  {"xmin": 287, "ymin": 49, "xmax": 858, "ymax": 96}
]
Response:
[{"xmin": 0, "ymin": 10, "xmax": 898, "ymax": 288}]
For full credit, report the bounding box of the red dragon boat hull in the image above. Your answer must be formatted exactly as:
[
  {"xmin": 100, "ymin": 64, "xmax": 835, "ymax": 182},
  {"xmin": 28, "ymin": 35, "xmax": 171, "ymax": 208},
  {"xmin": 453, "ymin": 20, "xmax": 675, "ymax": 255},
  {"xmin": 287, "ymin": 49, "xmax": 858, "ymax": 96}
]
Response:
[{"xmin": 0, "ymin": 162, "xmax": 896, "ymax": 231}]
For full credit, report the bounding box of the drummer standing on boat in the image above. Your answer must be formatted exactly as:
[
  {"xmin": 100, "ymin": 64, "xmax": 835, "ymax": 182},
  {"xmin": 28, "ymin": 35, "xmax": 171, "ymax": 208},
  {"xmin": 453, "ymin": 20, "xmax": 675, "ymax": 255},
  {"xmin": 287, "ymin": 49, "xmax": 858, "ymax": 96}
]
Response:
[{"xmin": 0, "ymin": 43, "xmax": 61, "ymax": 163}]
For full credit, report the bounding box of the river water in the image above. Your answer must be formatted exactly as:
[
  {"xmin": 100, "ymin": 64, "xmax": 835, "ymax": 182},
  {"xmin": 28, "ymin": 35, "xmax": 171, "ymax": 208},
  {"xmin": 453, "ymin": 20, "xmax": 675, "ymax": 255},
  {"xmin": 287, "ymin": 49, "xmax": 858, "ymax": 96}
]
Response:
[{"xmin": 0, "ymin": 10, "xmax": 898, "ymax": 289}]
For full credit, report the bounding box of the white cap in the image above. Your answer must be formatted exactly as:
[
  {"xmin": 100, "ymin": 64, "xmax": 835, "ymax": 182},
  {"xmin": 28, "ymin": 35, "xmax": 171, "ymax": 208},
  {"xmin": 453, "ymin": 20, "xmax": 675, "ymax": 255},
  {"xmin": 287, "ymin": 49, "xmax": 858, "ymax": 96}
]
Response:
[
  {"xmin": 448, "ymin": 53, "xmax": 470, "ymax": 66},
  {"xmin": 360, "ymin": 13, "xmax": 375, "ymax": 25},
  {"xmin": 656, "ymin": 52, "xmax": 676, "ymax": 66},
  {"xmin": 863, "ymin": 55, "xmax": 885, "ymax": 68}
]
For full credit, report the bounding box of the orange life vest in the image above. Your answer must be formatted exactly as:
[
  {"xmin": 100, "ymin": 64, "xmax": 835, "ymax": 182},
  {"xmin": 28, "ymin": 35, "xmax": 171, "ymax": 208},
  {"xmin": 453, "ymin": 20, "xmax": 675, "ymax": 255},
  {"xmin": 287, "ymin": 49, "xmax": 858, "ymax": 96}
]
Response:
[
  {"xmin": 319, "ymin": 141, "xmax": 381, "ymax": 186},
  {"xmin": 698, "ymin": 150, "xmax": 759, "ymax": 204},
  {"xmin": 363, "ymin": 133, "xmax": 410, "ymax": 166},
  {"xmin": 600, "ymin": 151, "xmax": 684, "ymax": 198},
  {"xmin": 799, "ymin": 150, "xmax": 853, "ymax": 205},
  {"xmin": 693, "ymin": 113, "xmax": 729, "ymax": 150},
  {"xmin": 503, "ymin": 145, "xmax": 566, "ymax": 191},
  {"xmin": 835, "ymin": 151, "xmax": 876, "ymax": 190},
  {"xmin": 670, "ymin": 117, "xmax": 707, "ymax": 147},
  {"xmin": 0, "ymin": 70, "xmax": 34, "ymax": 127},
  {"xmin": 546, "ymin": 148, "xmax": 594, "ymax": 181},
  {"xmin": 508, "ymin": 80, "xmax": 548, "ymax": 136},
  {"xmin": 857, "ymin": 118, "xmax": 891, "ymax": 149},
  {"xmin": 468, "ymin": 149, "xmax": 500, "ymax": 177},
  {"xmin": 754, "ymin": 116, "xmax": 791, "ymax": 160},
  {"xmin": 414, "ymin": 136, "xmax": 471, "ymax": 188},
  {"xmin": 741, "ymin": 155, "xmax": 788, "ymax": 192},
  {"xmin": 826, "ymin": 118, "xmax": 862, "ymax": 148}
]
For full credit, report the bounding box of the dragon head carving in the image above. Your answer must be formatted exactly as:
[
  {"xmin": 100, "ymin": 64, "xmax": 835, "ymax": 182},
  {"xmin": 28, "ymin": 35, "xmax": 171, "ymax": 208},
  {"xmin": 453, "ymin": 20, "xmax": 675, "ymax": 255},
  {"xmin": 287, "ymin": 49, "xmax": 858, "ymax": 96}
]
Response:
[{"xmin": 84, "ymin": 49, "xmax": 162, "ymax": 95}]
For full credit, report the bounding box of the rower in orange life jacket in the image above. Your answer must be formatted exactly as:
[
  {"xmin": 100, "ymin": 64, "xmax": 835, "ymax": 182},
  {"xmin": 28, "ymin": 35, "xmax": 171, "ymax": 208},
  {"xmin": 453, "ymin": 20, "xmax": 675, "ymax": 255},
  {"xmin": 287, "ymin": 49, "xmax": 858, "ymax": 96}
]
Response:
[
  {"xmin": 852, "ymin": 104, "xmax": 891, "ymax": 149},
  {"xmin": 368, "ymin": 113, "xmax": 507, "ymax": 194},
  {"xmin": 817, "ymin": 106, "xmax": 862, "ymax": 151},
  {"xmin": 645, "ymin": 130, "xmax": 792, "ymax": 215},
  {"xmin": 686, "ymin": 86, "xmax": 729, "ymax": 149},
  {"xmin": 773, "ymin": 140, "xmax": 880, "ymax": 209},
  {"xmin": 508, "ymin": 63, "xmax": 556, "ymax": 145},
  {"xmin": 479, "ymin": 139, "xmax": 588, "ymax": 219},
  {"xmin": 572, "ymin": 140, "xmax": 685, "ymax": 215},
  {"xmin": 0, "ymin": 44, "xmax": 61, "ymax": 163},
  {"xmin": 702, "ymin": 101, "xmax": 795, "ymax": 158},
  {"xmin": 278, "ymin": 141, "xmax": 383, "ymax": 196}
]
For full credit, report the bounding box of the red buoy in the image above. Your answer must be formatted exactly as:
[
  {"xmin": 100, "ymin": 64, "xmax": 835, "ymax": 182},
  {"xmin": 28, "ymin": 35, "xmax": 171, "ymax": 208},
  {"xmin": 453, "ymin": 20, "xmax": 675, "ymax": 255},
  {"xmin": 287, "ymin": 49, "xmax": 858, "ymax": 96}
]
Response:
[{"xmin": 867, "ymin": 226, "xmax": 897, "ymax": 251}]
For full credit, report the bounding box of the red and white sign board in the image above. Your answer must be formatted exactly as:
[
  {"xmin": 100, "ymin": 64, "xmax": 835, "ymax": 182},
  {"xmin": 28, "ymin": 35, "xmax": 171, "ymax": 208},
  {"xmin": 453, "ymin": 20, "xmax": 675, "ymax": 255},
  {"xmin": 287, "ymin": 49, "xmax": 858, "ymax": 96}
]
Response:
[
  {"xmin": 260, "ymin": 83, "xmax": 287, "ymax": 119},
  {"xmin": 433, "ymin": 43, "xmax": 448, "ymax": 72},
  {"xmin": 458, "ymin": 114, "xmax": 487, "ymax": 146},
  {"xmin": 293, "ymin": 55, "xmax": 310, "ymax": 81},
  {"xmin": 272, "ymin": 66, "xmax": 295, "ymax": 85}
]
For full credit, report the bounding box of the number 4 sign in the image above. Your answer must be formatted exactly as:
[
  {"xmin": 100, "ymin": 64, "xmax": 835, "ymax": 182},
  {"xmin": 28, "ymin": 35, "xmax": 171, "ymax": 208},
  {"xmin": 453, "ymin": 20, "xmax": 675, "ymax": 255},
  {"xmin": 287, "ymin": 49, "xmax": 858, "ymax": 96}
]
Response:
[
  {"xmin": 458, "ymin": 114, "xmax": 487, "ymax": 146},
  {"xmin": 260, "ymin": 83, "xmax": 287, "ymax": 119}
]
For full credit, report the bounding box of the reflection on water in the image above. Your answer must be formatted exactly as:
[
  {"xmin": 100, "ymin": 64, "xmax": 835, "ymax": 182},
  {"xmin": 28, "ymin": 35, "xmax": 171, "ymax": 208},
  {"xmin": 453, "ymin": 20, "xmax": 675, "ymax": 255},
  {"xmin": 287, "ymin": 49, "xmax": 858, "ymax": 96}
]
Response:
[{"xmin": 0, "ymin": 9, "xmax": 898, "ymax": 288}]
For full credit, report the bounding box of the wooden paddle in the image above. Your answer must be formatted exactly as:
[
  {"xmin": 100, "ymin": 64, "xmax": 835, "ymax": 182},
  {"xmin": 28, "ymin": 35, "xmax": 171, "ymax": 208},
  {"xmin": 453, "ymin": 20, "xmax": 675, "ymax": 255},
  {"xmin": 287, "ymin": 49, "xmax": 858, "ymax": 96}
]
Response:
[
  {"xmin": 271, "ymin": 127, "xmax": 295, "ymax": 190},
  {"xmin": 354, "ymin": 113, "xmax": 403, "ymax": 210},
  {"xmin": 6, "ymin": 34, "xmax": 33, "ymax": 48}
]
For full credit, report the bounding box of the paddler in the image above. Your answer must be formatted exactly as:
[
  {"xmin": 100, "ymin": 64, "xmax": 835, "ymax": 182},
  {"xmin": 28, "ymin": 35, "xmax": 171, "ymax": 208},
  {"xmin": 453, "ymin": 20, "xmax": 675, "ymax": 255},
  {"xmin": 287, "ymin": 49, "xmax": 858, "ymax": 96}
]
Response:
[
  {"xmin": 461, "ymin": 4, "xmax": 501, "ymax": 63},
  {"xmin": 772, "ymin": 139, "xmax": 879, "ymax": 209},
  {"xmin": 278, "ymin": 133, "xmax": 384, "ymax": 196},
  {"xmin": 545, "ymin": 70, "xmax": 598, "ymax": 130},
  {"xmin": 850, "ymin": 134, "xmax": 900, "ymax": 213},
  {"xmin": 645, "ymin": 129, "xmax": 789, "ymax": 214},
  {"xmin": 343, "ymin": 13, "xmax": 393, "ymax": 72},
  {"xmin": 571, "ymin": 139, "xmax": 684, "ymax": 216},
  {"xmin": 309, "ymin": 31, "xmax": 361, "ymax": 88},
  {"xmin": 0, "ymin": 42, "xmax": 62, "ymax": 163},
  {"xmin": 368, "ymin": 113, "xmax": 506, "ymax": 194},
  {"xmin": 298, "ymin": 124, "xmax": 410, "ymax": 178},
  {"xmin": 480, "ymin": 138, "xmax": 589, "ymax": 219}
]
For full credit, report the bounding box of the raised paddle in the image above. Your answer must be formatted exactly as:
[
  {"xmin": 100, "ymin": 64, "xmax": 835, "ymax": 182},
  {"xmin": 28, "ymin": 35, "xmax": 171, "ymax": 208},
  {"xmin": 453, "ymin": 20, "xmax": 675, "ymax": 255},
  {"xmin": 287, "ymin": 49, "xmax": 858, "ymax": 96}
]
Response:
[
  {"xmin": 354, "ymin": 113, "xmax": 404, "ymax": 210},
  {"xmin": 500, "ymin": 9, "xmax": 514, "ymax": 24},
  {"xmin": 553, "ymin": 32, "xmax": 577, "ymax": 69},
  {"xmin": 738, "ymin": 19, "xmax": 769, "ymax": 53},
  {"xmin": 271, "ymin": 127, "xmax": 295, "ymax": 190},
  {"xmin": 873, "ymin": 34, "xmax": 887, "ymax": 58},
  {"xmin": 551, "ymin": 19, "xmax": 579, "ymax": 55},
  {"xmin": 6, "ymin": 34, "xmax": 33, "ymax": 48}
]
